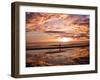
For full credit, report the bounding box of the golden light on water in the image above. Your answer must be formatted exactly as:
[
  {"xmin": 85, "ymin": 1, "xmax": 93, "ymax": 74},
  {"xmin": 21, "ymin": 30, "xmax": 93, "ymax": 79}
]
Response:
[{"xmin": 58, "ymin": 37, "xmax": 72, "ymax": 42}]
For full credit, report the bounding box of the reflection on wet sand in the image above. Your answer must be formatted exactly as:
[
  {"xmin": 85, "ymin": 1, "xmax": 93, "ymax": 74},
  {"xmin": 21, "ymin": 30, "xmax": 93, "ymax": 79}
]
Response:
[{"xmin": 26, "ymin": 46, "xmax": 89, "ymax": 67}]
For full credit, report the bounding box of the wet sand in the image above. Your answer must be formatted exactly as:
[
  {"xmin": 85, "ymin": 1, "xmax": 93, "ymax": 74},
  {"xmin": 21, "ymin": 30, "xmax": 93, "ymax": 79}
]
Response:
[{"xmin": 26, "ymin": 46, "xmax": 89, "ymax": 67}]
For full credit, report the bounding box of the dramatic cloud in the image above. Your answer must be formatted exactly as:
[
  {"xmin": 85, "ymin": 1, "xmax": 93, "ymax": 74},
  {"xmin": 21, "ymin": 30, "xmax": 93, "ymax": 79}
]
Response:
[
  {"xmin": 26, "ymin": 12, "xmax": 89, "ymax": 35},
  {"xmin": 26, "ymin": 12, "xmax": 89, "ymax": 33}
]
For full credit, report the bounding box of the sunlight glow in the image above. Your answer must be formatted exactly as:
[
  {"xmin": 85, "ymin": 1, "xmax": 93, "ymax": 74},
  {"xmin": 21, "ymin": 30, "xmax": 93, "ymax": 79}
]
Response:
[{"xmin": 59, "ymin": 37, "xmax": 72, "ymax": 42}]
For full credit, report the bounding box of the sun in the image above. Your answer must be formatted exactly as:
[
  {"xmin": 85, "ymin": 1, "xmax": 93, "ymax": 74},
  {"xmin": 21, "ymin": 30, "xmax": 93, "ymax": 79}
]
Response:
[{"xmin": 59, "ymin": 37, "xmax": 72, "ymax": 42}]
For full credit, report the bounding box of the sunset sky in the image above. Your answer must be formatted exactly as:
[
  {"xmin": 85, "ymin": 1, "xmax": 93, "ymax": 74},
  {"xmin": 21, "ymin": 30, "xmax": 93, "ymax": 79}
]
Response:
[
  {"xmin": 26, "ymin": 12, "xmax": 90, "ymax": 67},
  {"xmin": 26, "ymin": 12, "xmax": 89, "ymax": 43}
]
